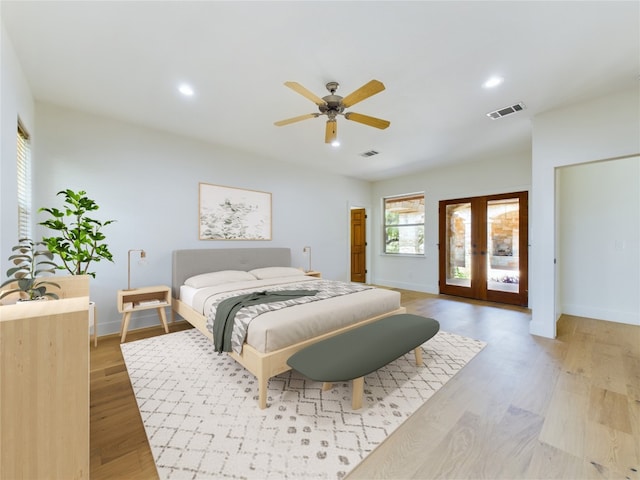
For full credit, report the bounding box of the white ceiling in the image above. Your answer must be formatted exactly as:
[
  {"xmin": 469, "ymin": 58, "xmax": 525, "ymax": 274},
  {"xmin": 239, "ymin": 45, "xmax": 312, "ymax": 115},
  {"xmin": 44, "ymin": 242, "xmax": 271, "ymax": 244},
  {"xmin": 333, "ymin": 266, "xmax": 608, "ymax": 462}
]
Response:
[{"xmin": 2, "ymin": 1, "xmax": 639, "ymax": 181}]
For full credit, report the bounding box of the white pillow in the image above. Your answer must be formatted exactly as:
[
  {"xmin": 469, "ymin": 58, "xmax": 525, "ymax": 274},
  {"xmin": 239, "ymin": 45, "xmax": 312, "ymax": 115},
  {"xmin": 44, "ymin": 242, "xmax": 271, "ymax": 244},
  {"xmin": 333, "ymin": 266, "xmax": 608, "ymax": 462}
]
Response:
[
  {"xmin": 184, "ymin": 270, "xmax": 257, "ymax": 288},
  {"xmin": 248, "ymin": 267, "xmax": 306, "ymax": 280}
]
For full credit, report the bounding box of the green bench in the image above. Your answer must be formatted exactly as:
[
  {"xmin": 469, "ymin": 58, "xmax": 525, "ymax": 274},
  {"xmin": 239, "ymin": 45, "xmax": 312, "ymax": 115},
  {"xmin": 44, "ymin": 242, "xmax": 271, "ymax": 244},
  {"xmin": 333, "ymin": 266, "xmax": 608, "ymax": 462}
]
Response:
[{"xmin": 286, "ymin": 313, "xmax": 440, "ymax": 409}]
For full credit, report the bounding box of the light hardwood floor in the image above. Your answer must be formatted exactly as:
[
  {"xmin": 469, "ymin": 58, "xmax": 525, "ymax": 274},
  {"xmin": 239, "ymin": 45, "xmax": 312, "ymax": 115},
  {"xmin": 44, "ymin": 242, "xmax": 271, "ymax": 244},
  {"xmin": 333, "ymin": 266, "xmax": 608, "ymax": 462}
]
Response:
[{"xmin": 90, "ymin": 291, "xmax": 640, "ymax": 479}]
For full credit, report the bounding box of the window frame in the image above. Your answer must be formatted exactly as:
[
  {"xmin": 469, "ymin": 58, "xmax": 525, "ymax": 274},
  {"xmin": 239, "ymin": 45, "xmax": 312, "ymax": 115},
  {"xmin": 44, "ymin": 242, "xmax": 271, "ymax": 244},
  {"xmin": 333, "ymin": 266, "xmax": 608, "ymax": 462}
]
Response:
[{"xmin": 383, "ymin": 192, "xmax": 425, "ymax": 256}]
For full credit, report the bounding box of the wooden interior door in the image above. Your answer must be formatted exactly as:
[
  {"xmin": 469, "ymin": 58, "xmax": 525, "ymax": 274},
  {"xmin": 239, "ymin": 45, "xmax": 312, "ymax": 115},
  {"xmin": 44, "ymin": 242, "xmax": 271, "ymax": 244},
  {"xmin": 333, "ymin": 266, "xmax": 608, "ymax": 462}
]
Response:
[
  {"xmin": 439, "ymin": 192, "xmax": 528, "ymax": 306},
  {"xmin": 351, "ymin": 208, "xmax": 367, "ymax": 283}
]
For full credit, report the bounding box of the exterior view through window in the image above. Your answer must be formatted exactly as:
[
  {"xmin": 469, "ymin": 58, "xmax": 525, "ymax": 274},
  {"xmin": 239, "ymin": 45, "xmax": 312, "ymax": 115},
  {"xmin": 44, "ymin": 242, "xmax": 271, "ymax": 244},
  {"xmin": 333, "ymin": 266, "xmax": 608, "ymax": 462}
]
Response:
[{"xmin": 383, "ymin": 193, "xmax": 425, "ymax": 254}]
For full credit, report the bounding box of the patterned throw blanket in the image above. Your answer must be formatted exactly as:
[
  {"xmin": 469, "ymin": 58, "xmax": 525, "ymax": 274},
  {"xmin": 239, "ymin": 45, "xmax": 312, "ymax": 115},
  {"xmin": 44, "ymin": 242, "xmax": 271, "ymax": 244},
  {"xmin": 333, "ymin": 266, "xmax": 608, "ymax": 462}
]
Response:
[
  {"xmin": 206, "ymin": 279, "xmax": 373, "ymax": 354},
  {"xmin": 212, "ymin": 290, "xmax": 319, "ymax": 353}
]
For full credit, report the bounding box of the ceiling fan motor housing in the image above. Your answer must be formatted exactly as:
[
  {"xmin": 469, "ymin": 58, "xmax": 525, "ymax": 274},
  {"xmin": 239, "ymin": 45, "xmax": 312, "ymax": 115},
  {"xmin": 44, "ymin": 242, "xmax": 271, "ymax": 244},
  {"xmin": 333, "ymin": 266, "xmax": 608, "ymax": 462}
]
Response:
[{"xmin": 319, "ymin": 94, "xmax": 345, "ymax": 118}]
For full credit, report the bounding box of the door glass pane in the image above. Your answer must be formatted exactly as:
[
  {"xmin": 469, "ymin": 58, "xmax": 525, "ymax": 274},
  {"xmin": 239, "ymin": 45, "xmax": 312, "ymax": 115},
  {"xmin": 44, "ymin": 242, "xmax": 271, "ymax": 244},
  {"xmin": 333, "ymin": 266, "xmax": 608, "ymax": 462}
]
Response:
[
  {"xmin": 487, "ymin": 198, "xmax": 520, "ymax": 293},
  {"xmin": 445, "ymin": 202, "xmax": 471, "ymax": 287}
]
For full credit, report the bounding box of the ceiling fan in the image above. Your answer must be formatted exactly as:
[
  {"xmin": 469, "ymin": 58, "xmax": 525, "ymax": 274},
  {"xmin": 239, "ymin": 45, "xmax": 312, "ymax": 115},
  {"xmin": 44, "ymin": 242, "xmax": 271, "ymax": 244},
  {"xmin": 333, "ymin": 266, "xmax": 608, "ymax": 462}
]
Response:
[{"xmin": 274, "ymin": 80, "xmax": 390, "ymax": 144}]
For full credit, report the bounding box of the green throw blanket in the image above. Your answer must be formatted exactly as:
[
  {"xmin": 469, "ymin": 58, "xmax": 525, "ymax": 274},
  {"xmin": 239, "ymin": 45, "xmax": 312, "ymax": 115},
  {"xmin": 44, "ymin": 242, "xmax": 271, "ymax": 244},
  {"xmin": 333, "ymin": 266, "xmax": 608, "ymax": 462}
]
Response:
[{"xmin": 213, "ymin": 290, "xmax": 319, "ymax": 353}]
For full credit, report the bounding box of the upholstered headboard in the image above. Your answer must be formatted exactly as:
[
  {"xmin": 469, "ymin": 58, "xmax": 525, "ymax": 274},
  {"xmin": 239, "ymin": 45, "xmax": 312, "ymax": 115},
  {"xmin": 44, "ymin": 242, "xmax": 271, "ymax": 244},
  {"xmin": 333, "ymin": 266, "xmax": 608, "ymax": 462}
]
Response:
[{"xmin": 171, "ymin": 248, "xmax": 291, "ymax": 298}]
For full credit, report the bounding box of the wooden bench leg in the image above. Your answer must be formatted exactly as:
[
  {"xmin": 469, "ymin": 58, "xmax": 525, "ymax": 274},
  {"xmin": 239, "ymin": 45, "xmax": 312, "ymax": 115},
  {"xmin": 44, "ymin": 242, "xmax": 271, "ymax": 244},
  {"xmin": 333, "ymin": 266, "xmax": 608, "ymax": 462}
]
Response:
[
  {"xmin": 352, "ymin": 377, "xmax": 364, "ymax": 410},
  {"xmin": 414, "ymin": 347, "xmax": 423, "ymax": 366}
]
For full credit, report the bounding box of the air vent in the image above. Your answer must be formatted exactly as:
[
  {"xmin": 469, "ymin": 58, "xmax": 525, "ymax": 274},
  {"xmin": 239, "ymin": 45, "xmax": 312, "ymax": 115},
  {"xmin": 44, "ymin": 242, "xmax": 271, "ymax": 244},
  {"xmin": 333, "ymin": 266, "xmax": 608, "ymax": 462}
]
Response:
[
  {"xmin": 360, "ymin": 150, "xmax": 379, "ymax": 157},
  {"xmin": 486, "ymin": 102, "xmax": 526, "ymax": 119}
]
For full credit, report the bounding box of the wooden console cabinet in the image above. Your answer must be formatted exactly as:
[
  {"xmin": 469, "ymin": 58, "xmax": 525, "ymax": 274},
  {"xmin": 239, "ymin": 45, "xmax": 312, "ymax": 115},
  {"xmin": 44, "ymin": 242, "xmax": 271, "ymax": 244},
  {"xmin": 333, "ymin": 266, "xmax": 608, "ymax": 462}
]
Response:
[{"xmin": 0, "ymin": 276, "xmax": 90, "ymax": 479}]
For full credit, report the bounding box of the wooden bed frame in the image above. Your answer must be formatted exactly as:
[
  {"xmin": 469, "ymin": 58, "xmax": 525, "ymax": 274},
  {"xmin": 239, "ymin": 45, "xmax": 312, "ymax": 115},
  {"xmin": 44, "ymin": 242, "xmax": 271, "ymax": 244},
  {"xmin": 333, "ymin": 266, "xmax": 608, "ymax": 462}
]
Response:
[{"xmin": 170, "ymin": 248, "xmax": 405, "ymax": 409}]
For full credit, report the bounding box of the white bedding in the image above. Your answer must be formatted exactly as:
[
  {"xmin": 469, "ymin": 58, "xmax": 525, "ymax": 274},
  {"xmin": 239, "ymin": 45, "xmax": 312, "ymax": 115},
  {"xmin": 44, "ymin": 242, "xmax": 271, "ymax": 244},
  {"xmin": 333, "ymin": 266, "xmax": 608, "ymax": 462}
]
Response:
[{"xmin": 180, "ymin": 276, "xmax": 402, "ymax": 353}]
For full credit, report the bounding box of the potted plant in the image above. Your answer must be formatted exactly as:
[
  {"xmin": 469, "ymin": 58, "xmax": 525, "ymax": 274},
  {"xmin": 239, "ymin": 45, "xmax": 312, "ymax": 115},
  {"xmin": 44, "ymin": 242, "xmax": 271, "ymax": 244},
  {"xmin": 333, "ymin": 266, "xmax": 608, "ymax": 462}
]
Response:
[
  {"xmin": 0, "ymin": 238, "xmax": 60, "ymax": 302},
  {"xmin": 39, "ymin": 189, "xmax": 116, "ymax": 277},
  {"xmin": 39, "ymin": 189, "xmax": 115, "ymax": 345}
]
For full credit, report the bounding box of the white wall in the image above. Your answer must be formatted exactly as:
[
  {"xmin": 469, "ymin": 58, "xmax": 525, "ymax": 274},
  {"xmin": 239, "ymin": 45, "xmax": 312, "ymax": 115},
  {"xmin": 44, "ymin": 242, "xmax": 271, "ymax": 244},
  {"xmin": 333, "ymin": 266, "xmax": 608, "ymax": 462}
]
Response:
[
  {"xmin": 558, "ymin": 156, "xmax": 639, "ymax": 326},
  {"xmin": 530, "ymin": 87, "xmax": 640, "ymax": 337},
  {"xmin": 0, "ymin": 21, "xmax": 35, "ymax": 268},
  {"xmin": 27, "ymin": 103, "xmax": 371, "ymax": 335},
  {"xmin": 370, "ymin": 152, "xmax": 531, "ymax": 293},
  {"xmin": 4, "ymin": 15, "xmax": 638, "ymax": 339}
]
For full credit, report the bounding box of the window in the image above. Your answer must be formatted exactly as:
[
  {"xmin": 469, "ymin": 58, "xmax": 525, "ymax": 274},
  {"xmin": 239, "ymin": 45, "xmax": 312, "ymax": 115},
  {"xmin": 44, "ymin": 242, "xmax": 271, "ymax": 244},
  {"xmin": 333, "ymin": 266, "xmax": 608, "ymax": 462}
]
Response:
[
  {"xmin": 384, "ymin": 193, "xmax": 425, "ymax": 254},
  {"xmin": 17, "ymin": 120, "xmax": 32, "ymax": 239}
]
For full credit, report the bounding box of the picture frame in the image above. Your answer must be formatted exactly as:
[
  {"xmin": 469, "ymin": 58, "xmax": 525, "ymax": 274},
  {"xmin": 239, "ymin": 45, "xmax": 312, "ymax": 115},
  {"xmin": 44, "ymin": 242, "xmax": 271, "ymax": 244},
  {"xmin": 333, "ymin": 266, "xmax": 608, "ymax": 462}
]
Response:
[{"xmin": 199, "ymin": 182, "xmax": 272, "ymax": 240}]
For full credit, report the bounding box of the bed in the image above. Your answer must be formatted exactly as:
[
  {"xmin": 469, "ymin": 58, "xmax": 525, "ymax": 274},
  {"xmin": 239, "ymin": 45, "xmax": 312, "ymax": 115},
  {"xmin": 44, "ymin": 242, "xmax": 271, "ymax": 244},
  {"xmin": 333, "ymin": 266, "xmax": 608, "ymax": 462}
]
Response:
[{"xmin": 171, "ymin": 248, "xmax": 405, "ymax": 408}]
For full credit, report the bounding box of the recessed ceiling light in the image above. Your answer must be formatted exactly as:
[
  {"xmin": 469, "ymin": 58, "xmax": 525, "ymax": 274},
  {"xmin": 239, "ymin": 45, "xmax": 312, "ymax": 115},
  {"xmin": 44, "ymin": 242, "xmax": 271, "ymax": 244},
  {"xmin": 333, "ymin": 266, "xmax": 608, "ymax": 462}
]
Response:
[
  {"xmin": 331, "ymin": 140, "xmax": 340, "ymax": 147},
  {"xmin": 483, "ymin": 76, "xmax": 504, "ymax": 89},
  {"xmin": 178, "ymin": 83, "xmax": 195, "ymax": 96}
]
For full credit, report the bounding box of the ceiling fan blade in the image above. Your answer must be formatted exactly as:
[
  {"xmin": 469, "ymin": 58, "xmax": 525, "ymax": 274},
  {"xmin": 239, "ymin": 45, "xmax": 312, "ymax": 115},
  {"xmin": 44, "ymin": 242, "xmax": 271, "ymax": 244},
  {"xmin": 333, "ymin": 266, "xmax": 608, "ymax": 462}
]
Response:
[
  {"xmin": 325, "ymin": 120, "xmax": 337, "ymax": 144},
  {"xmin": 284, "ymin": 82, "xmax": 326, "ymax": 106},
  {"xmin": 344, "ymin": 112, "xmax": 390, "ymax": 130},
  {"xmin": 341, "ymin": 80, "xmax": 385, "ymax": 108},
  {"xmin": 274, "ymin": 113, "xmax": 319, "ymax": 126}
]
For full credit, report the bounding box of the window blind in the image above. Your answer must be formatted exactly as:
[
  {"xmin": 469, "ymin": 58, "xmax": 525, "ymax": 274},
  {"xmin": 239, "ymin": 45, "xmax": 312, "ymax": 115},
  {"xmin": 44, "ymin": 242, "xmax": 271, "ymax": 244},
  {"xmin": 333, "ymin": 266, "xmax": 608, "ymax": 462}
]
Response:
[{"xmin": 17, "ymin": 120, "xmax": 32, "ymax": 239}]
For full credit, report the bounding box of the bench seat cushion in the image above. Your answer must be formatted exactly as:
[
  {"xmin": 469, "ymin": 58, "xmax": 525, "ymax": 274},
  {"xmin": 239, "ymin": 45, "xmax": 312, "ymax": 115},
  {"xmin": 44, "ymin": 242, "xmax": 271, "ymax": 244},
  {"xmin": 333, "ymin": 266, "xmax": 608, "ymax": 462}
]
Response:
[{"xmin": 287, "ymin": 313, "xmax": 440, "ymax": 382}]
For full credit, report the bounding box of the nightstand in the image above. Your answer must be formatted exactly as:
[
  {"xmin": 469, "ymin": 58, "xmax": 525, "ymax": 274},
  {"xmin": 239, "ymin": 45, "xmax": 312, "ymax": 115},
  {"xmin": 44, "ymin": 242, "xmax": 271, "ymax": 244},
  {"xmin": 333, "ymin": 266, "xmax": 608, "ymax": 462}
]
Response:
[
  {"xmin": 305, "ymin": 271, "xmax": 321, "ymax": 278},
  {"xmin": 117, "ymin": 285, "xmax": 171, "ymax": 342}
]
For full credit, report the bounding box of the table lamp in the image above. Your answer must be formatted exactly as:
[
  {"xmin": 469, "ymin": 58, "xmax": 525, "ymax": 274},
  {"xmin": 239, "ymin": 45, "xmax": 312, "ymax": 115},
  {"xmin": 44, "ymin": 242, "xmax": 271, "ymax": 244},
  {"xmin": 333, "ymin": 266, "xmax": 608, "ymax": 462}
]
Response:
[{"xmin": 127, "ymin": 249, "xmax": 146, "ymax": 290}]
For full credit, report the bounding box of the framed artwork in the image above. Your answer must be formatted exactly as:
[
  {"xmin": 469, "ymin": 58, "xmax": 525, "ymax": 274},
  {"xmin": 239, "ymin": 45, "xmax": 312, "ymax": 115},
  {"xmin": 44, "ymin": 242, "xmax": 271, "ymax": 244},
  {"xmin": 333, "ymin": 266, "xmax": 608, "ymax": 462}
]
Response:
[{"xmin": 199, "ymin": 183, "xmax": 272, "ymax": 240}]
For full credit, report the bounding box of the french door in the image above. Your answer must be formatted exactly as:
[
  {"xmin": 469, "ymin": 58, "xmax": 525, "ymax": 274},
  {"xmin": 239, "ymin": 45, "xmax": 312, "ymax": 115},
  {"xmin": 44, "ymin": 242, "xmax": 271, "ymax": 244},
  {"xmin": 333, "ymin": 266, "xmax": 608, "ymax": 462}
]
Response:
[{"xmin": 439, "ymin": 191, "xmax": 528, "ymax": 306}]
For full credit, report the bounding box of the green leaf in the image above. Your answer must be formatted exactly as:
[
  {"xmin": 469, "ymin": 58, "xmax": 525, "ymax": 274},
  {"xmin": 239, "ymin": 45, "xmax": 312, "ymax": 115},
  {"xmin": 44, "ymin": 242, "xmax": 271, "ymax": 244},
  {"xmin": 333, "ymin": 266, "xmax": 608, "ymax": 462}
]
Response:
[
  {"xmin": 34, "ymin": 268, "xmax": 56, "ymax": 276},
  {"xmin": 37, "ymin": 261, "xmax": 59, "ymax": 268},
  {"xmin": 6, "ymin": 266, "xmax": 27, "ymax": 277},
  {"xmin": 17, "ymin": 278, "xmax": 35, "ymax": 289}
]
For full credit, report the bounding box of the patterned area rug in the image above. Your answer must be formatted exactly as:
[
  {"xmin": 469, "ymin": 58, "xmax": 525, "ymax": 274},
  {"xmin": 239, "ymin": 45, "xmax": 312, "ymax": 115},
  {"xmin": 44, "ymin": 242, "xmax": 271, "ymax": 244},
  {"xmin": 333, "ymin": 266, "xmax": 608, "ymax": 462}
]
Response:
[{"xmin": 121, "ymin": 328, "xmax": 485, "ymax": 480}]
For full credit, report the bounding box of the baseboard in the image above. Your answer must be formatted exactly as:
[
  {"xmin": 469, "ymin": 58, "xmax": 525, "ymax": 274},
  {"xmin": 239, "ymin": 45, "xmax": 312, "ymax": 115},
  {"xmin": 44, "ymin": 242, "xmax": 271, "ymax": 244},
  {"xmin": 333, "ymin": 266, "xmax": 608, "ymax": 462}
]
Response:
[
  {"xmin": 97, "ymin": 316, "xmax": 191, "ymax": 341},
  {"xmin": 561, "ymin": 303, "xmax": 639, "ymax": 326},
  {"xmin": 371, "ymin": 279, "xmax": 438, "ymax": 294},
  {"xmin": 98, "ymin": 320, "xmax": 189, "ymax": 345},
  {"xmin": 529, "ymin": 320, "xmax": 556, "ymax": 339}
]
